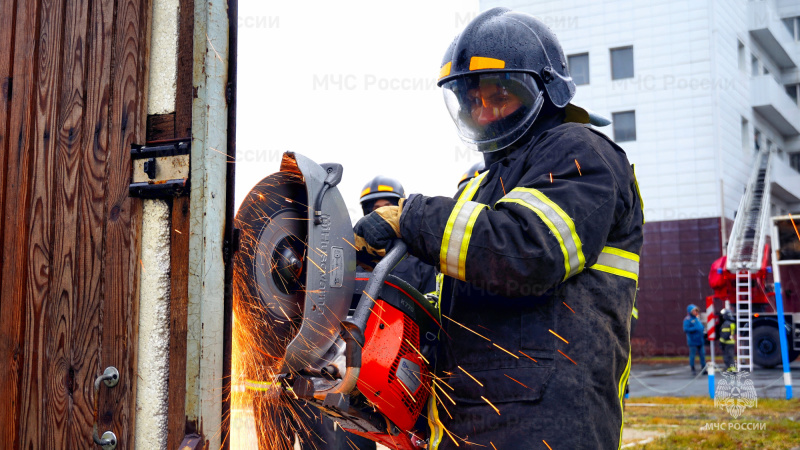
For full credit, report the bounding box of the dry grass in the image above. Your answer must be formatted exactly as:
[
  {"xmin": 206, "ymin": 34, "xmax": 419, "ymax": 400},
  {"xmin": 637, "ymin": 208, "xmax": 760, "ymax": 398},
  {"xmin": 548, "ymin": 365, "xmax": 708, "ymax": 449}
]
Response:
[{"xmin": 622, "ymin": 396, "xmax": 800, "ymax": 449}]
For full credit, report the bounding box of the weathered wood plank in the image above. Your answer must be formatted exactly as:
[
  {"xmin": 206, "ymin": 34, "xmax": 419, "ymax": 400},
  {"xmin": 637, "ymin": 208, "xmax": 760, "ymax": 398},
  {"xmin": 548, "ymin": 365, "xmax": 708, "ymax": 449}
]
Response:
[
  {"xmin": 0, "ymin": 0, "xmax": 18, "ymax": 276},
  {"xmin": 98, "ymin": 0, "xmax": 146, "ymax": 445},
  {"xmin": 40, "ymin": 0, "xmax": 92, "ymax": 445},
  {"xmin": 167, "ymin": 195, "xmax": 191, "ymax": 449},
  {"xmin": 0, "ymin": 0, "xmax": 38, "ymax": 436},
  {"xmin": 146, "ymin": 112, "xmax": 175, "ymax": 140},
  {"xmin": 0, "ymin": 1, "xmax": 39, "ymax": 447},
  {"xmin": 69, "ymin": 0, "xmax": 115, "ymax": 445},
  {"xmin": 175, "ymin": 0, "xmax": 194, "ymax": 139},
  {"xmin": 19, "ymin": 0, "xmax": 67, "ymax": 447}
]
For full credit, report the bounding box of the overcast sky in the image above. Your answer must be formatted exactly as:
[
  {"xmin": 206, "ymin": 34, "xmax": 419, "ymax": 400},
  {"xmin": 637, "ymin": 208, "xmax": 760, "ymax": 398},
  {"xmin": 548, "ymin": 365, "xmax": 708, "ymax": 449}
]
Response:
[{"xmin": 237, "ymin": 0, "xmax": 481, "ymax": 222}]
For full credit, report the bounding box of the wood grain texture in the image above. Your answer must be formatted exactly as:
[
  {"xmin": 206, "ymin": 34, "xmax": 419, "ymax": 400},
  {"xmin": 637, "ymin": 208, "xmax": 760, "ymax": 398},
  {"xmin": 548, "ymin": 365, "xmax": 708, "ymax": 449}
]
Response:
[
  {"xmin": 0, "ymin": 0, "xmax": 18, "ymax": 279},
  {"xmin": 19, "ymin": 0, "xmax": 67, "ymax": 446},
  {"xmin": 42, "ymin": 0, "xmax": 90, "ymax": 445},
  {"xmin": 0, "ymin": 0, "xmax": 28, "ymax": 447},
  {"xmin": 69, "ymin": 0, "xmax": 115, "ymax": 446},
  {"xmin": 167, "ymin": 195, "xmax": 191, "ymax": 449},
  {"xmin": 175, "ymin": 0, "xmax": 194, "ymax": 139},
  {"xmin": 146, "ymin": 112, "xmax": 175, "ymax": 140},
  {"xmin": 98, "ymin": 0, "xmax": 146, "ymax": 445}
]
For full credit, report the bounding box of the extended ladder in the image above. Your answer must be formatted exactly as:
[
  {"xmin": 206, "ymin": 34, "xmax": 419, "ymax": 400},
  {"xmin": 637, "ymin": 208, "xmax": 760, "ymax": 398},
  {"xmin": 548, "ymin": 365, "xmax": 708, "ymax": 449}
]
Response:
[
  {"xmin": 735, "ymin": 271, "xmax": 753, "ymax": 372},
  {"xmin": 726, "ymin": 150, "xmax": 772, "ymax": 373}
]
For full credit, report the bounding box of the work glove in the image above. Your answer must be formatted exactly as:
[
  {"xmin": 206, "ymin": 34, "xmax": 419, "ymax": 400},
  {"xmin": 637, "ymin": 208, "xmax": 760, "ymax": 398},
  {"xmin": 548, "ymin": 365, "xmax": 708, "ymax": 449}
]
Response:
[{"xmin": 353, "ymin": 199, "xmax": 404, "ymax": 257}]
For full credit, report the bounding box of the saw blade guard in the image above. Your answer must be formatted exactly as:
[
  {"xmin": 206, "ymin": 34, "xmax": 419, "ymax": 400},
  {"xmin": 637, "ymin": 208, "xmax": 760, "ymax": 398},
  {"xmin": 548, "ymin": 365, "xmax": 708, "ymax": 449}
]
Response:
[{"xmin": 233, "ymin": 152, "xmax": 356, "ymax": 374}]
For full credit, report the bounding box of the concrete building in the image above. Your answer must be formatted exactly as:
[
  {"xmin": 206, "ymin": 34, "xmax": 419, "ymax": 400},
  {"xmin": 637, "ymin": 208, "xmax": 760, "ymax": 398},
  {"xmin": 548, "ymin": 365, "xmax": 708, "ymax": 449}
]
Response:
[{"xmin": 480, "ymin": 0, "xmax": 800, "ymax": 354}]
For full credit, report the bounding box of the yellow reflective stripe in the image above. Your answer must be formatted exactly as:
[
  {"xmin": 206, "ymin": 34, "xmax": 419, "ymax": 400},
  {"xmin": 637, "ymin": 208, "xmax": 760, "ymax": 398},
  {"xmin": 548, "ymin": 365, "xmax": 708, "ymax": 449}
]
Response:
[
  {"xmin": 427, "ymin": 385, "xmax": 444, "ymax": 449},
  {"xmin": 497, "ymin": 187, "xmax": 585, "ymax": 281},
  {"xmin": 592, "ymin": 246, "xmax": 639, "ymax": 282},
  {"xmin": 469, "ymin": 56, "xmax": 506, "ymax": 71},
  {"xmin": 244, "ymin": 379, "xmax": 275, "ymax": 392},
  {"xmin": 439, "ymin": 61, "xmax": 452, "ymax": 79},
  {"xmin": 377, "ymin": 184, "xmax": 395, "ymax": 192},
  {"xmin": 441, "ymin": 172, "xmax": 489, "ymax": 275},
  {"xmin": 443, "ymin": 201, "xmax": 486, "ymax": 279},
  {"xmin": 632, "ymin": 164, "xmax": 645, "ymax": 224},
  {"xmin": 617, "ymin": 349, "xmax": 632, "ymax": 450},
  {"xmin": 632, "ymin": 306, "xmax": 639, "ymax": 319},
  {"xmin": 360, "ymin": 187, "xmax": 371, "ymax": 197},
  {"xmin": 457, "ymin": 203, "xmax": 487, "ymax": 279}
]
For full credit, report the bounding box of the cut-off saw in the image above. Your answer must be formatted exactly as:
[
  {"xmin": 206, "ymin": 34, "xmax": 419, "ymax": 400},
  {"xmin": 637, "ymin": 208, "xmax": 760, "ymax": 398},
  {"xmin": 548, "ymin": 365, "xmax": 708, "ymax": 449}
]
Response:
[{"xmin": 234, "ymin": 152, "xmax": 439, "ymax": 449}]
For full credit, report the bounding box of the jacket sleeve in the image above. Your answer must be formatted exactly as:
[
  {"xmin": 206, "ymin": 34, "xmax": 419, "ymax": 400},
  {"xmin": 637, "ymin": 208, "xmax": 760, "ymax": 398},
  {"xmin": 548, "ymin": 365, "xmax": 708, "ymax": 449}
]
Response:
[
  {"xmin": 683, "ymin": 318, "xmax": 691, "ymax": 333},
  {"xmin": 400, "ymin": 126, "xmax": 631, "ymax": 298}
]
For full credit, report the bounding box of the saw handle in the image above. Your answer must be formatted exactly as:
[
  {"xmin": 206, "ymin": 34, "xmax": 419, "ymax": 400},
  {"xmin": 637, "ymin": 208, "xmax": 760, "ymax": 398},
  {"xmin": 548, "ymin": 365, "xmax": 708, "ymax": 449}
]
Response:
[{"xmin": 349, "ymin": 240, "xmax": 407, "ymax": 332}]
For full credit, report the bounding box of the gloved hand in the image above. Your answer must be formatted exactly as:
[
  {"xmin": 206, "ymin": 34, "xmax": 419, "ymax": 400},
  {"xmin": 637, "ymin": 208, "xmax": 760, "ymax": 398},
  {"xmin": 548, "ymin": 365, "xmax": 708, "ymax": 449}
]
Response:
[{"xmin": 353, "ymin": 199, "xmax": 403, "ymax": 257}]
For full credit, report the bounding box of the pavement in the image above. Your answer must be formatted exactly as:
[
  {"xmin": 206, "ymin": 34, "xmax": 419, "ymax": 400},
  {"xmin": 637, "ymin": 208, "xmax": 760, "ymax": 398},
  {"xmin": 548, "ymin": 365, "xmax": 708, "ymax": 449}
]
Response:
[{"xmin": 628, "ymin": 360, "xmax": 800, "ymax": 399}]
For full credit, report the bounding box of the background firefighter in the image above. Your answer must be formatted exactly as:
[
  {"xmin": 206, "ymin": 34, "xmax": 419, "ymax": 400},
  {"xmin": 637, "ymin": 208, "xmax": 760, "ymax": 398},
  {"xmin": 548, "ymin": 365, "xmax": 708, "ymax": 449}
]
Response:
[{"xmin": 354, "ymin": 8, "xmax": 643, "ymax": 449}]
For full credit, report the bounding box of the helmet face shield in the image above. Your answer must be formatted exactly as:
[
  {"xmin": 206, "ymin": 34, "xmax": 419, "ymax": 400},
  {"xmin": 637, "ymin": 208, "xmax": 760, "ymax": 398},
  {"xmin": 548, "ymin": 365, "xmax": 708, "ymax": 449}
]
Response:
[{"xmin": 442, "ymin": 72, "xmax": 544, "ymax": 152}]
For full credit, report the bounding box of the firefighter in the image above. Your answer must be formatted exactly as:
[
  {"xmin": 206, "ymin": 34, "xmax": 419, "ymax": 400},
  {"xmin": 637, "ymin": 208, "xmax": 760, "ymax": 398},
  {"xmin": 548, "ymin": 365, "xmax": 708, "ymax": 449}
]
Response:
[
  {"xmin": 456, "ymin": 161, "xmax": 485, "ymax": 192},
  {"xmin": 359, "ymin": 176, "xmax": 437, "ymax": 295},
  {"xmin": 719, "ymin": 308, "xmax": 737, "ymax": 372},
  {"xmin": 354, "ymin": 8, "xmax": 643, "ymax": 449}
]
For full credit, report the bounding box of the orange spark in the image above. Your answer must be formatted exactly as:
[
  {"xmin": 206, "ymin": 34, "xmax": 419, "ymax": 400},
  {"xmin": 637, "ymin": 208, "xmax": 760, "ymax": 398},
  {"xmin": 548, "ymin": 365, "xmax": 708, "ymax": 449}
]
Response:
[
  {"xmin": 434, "ymin": 382, "xmax": 457, "ymax": 405},
  {"xmin": 306, "ymin": 256, "xmax": 323, "ymax": 273},
  {"xmin": 549, "ymin": 172, "xmax": 553, "ymax": 183},
  {"xmin": 174, "ymin": 229, "xmax": 182, "ymax": 234},
  {"xmin": 481, "ymin": 396, "xmax": 501, "ymax": 415},
  {"xmin": 504, "ymin": 373, "xmax": 530, "ymax": 389},
  {"xmin": 500, "ymin": 177, "xmax": 507, "ymax": 196},
  {"xmin": 458, "ymin": 366, "xmax": 483, "ymax": 387},
  {"xmin": 397, "ymin": 378, "xmax": 417, "ymax": 403},
  {"xmin": 493, "ymin": 343, "xmax": 520, "ymax": 359},
  {"xmin": 444, "ymin": 315, "xmax": 491, "ymax": 341},
  {"xmin": 491, "ymin": 443, "xmax": 498, "ymax": 450},
  {"xmin": 139, "ymin": 259, "xmax": 145, "ymax": 270},
  {"xmin": 575, "ymin": 158, "xmax": 582, "ymax": 175},
  {"xmin": 549, "ymin": 329, "xmax": 569, "ymax": 344},
  {"xmin": 442, "ymin": 425, "xmax": 460, "ymax": 447},
  {"xmin": 559, "ymin": 349, "xmax": 578, "ymax": 365},
  {"xmin": 341, "ymin": 236, "xmax": 359, "ymax": 251},
  {"xmin": 562, "ymin": 301, "xmax": 575, "ymax": 314},
  {"xmin": 405, "ymin": 338, "xmax": 430, "ymax": 364},
  {"xmin": 790, "ymin": 215, "xmax": 800, "ymax": 243},
  {"xmin": 543, "ymin": 439, "xmax": 553, "ymax": 450},
  {"xmin": 433, "ymin": 389, "xmax": 454, "ymax": 418},
  {"xmin": 518, "ymin": 350, "xmax": 538, "ymax": 363}
]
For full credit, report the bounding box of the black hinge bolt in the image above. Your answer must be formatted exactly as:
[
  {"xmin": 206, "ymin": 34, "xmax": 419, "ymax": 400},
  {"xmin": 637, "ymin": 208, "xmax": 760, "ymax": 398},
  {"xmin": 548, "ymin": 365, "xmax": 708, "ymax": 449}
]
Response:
[{"xmin": 143, "ymin": 157, "xmax": 157, "ymax": 179}]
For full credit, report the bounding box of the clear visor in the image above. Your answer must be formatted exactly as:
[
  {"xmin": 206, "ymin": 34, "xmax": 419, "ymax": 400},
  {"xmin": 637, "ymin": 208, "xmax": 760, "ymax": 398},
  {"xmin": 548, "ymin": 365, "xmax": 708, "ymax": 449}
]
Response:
[{"xmin": 442, "ymin": 73, "xmax": 544, "ymax": 153}]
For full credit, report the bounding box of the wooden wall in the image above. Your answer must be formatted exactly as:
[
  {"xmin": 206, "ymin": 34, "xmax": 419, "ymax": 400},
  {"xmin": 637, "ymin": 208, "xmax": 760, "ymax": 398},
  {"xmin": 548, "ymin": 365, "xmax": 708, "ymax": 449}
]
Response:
[{"xmin": 0, "ymin": 0, "xmax": 150, "ymax": 446}]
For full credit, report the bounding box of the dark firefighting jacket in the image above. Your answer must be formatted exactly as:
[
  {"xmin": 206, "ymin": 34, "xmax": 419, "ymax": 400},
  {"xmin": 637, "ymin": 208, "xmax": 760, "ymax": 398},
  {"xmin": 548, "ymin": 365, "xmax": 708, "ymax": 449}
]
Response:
[
  {"xmin": 400, "ymin": 121, "xmax": 643, "ymax": 449},
  {"xmin": 719, "ymin": 319, "xmax": 736, "ymax": 345},
  {"xmin": 390, "ymin": 254, "xmax": 437, "ymax": 296}
]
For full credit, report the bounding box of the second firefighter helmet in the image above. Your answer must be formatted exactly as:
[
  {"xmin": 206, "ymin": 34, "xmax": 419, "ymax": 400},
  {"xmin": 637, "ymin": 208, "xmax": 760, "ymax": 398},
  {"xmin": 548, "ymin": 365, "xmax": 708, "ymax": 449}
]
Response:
[
  {"xmin": 359, "ymin": 176, "xmax": 405, "ymax": 215},
  {"xmin": 438, "ymin": 8, "xmax": 575, "ymax": 153},
  {"xmin": 457, "ymin": 161, "xmax": 486, "ymax": 191}
]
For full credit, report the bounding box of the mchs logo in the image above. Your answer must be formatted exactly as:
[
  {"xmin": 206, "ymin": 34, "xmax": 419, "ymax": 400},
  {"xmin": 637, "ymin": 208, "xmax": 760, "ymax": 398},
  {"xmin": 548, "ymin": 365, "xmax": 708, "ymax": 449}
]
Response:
[{"xmin": 715, "ymin": 371, "xmax": 758, "ymax": 419}]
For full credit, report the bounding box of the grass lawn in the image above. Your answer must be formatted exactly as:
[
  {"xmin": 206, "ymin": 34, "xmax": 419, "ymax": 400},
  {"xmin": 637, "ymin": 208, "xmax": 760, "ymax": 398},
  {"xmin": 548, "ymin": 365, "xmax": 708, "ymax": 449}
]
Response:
[{"xmin": 622, "ymin": 396, "xmax": 800, "ymax": 449}]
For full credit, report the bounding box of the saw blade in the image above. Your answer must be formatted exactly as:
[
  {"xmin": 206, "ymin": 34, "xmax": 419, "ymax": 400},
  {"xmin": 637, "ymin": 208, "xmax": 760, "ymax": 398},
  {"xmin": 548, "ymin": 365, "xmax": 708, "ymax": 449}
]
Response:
[{"xmin": 233, "ymin": 171, "xmax": 308, "ymax": 362}]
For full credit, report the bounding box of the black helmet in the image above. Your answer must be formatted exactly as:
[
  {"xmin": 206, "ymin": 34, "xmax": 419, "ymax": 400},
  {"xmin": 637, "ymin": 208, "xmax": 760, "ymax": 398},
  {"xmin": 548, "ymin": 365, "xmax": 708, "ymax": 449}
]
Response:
[
  {"xmin": 359, "ymin": 176, "xmax": 405, "ymax": 215},
  {"xmin": 438, "ymin": 8, "xmax": 583, "ymax": 153},
  {"xmin": 457, "ymin": 161, "xmax": 486, "ymax": 191}
]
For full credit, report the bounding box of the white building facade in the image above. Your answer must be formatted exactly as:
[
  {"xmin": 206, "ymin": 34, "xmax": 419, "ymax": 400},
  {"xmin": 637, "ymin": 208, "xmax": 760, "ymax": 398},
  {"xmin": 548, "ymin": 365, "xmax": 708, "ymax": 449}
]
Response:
[{"xmin": 479, "ymin": 0, "xmax": 800, "ymax": 352}]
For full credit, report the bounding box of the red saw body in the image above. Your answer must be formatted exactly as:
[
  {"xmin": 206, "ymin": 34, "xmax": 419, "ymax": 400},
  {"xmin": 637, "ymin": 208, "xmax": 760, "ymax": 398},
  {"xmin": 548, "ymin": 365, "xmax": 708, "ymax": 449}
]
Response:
[{"xmin": 233, "ymin": 152, "xmax": 439, "ymax": 450}]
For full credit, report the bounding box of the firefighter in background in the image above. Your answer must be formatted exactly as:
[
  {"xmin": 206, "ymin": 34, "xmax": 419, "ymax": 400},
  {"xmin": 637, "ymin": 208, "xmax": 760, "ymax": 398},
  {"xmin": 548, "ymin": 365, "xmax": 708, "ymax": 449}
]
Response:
[
  {"xmin": 354, "ymin": 8, "xmax": 643, "ymax": 448},
  {"xmin": 719, "ymin": 308, "xmax": 737, "ymax": 372},
  {"xmin": 456, "ymin": 161, "xmax": 485, "ymax": 192},
  {"xmin": 359, "ymin": 176, "xmax": 437, "ymax": 295}
]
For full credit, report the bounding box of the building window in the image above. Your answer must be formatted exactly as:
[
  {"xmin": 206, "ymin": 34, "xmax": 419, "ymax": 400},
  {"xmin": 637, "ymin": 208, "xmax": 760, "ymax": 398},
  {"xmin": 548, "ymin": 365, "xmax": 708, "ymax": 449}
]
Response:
[
  {"xmin": 567, "ymin": 53, "xmax": 590, "ymax": 85},
  {"xmin": 751, "ymin": 54, "xmax": 760, "ymax": 76},
  {"xmin": 790, "ymin": 153, "xmax": 800, "ymax": 174},
  {"xmin": 754, "ymin": 128, "xmax": 762, "ymax": 152},
  {"xmin": 783, "ymin": 17, "xmax": 800, "ymax": 42},
  {"xmin": 786, "ymin": 84, "xmax": 799, "ymax": 105},
  {"xmin": 610, "ymin": 46, "xmax": 634, "ymax": 80},
  {"xmin": 738, "ymin": 40, "xmax": 746, "ymax": 72},
  {"xmin": 612, "ymin": 111, "xmax": 636, "ymax": 142},
  {"xmin": 741, "ymin": 117, "xmax": 749, "ymax": 154}
]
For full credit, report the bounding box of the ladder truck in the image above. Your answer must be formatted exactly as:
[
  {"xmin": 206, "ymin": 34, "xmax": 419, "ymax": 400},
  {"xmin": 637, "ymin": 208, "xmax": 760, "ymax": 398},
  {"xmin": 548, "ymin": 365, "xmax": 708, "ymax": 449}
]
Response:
[{"xmin": 709, "ymin": 150, "xmax": 800, "ymax": 371}]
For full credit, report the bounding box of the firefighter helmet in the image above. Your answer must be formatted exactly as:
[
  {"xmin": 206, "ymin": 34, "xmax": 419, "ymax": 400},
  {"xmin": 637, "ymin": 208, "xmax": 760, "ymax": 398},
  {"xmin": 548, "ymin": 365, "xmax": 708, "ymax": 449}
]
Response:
[
  {"xmin": 438, "ymin": 8, "xmax": 580, "ymax": 152},
  {"xmin": 359, "ymin": 176, "xmax": 405, "ymax": 215},
  {"xmin": 457, "ymin": 161, "xmax": 486, "ymax": 191}
]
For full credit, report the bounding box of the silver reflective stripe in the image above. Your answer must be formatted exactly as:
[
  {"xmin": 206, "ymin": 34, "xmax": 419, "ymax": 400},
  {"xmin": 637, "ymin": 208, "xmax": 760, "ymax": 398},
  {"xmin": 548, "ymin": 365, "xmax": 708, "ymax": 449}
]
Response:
[
  {"xmin": 443, "ymin": 201, "xmax": 486, "ymax": 278},
  {"xmin": 595, "ymin": 252, "xmax": 639, "ymax": 277},
  {"xmin": 497, "ymin": 189, "xmax": 584, "ymax": 280}
]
